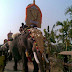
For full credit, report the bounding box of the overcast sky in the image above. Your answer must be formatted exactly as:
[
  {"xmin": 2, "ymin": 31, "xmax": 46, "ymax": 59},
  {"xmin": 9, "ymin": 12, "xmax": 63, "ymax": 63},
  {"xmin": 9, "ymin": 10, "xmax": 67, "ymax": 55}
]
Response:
[{"xmin": 0, "ymin": 0, "xmax": 72, "ymax": 44}]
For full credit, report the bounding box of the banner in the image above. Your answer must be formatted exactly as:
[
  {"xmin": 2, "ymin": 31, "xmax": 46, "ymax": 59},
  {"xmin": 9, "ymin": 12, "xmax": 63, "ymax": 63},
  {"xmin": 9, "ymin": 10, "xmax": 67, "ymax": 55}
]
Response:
[{"xmin": 25, "ymin": 3, "xmax": 42, "ymax": 28}]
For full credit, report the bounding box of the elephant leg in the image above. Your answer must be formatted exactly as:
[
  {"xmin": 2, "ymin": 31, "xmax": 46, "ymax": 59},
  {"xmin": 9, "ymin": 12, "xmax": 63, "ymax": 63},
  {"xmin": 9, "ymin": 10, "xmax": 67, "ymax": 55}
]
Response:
[
  {"xmin": 13, "ymin": 57, "xmax": 17, "ymax": 71},
  {"xmin": 9, "ymin": 53, "xmax": 12, "ymax": 61},
  {"xmin": 22, "ymin": 52, "xmax": 28, "ymax": 72},
  {"xmin": 37, "ymin": 51, "xmax": 45, "ymax": 72},
  {"xmin": 30, "ymin": 52, "xmax": 39, "ymax": 72},
  {"xmin": 33, "ymin": 59, "xmax": 39, "ymax": 72}
]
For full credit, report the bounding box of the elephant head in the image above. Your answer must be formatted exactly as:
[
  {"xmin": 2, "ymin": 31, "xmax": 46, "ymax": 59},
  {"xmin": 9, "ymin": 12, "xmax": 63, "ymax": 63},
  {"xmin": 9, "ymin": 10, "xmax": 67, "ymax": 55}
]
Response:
[{"xmin": 20, "ymin": 28, "xmax": 49, "ymax": 72}]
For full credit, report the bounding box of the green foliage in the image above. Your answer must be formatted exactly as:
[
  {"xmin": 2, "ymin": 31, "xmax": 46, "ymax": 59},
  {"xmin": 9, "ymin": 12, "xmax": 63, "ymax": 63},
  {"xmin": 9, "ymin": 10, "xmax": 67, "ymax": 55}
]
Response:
[
  {"xmin": 43, "ymin": 7, "xmax": 72, "ymax": 55},
  {"xmin": 43, "ymin": 26, "xmax": 56, "ymax": 55},
  {"xmin": 50, "ymin": 30, "xmax": 56, "ymax": 43},
  {"xmin": 55, "ymin": 19, "xmax": 72, "ymax": 44},
  {"xmin": 69, "ymin": 29, "xmax": 72, "ymax": 38},
  {"xmin": 53, "ymin": 19, "xmax": 72, "ymax": 52},
  {"xmin": 43, "ymin": 29, "xmax": 49, "ymax": 40},
  {"xmin": 56, "ymin": 21, "xmax": 63, "ymax": 26},
  {"xmin": 58, "ymin": 54, "xmax": 64, "ymax": 60},
  {"xmin": 67, "ymin": 46, "xmax": 72, "ymax": 51},
  {"xmin": 44, "ymin": 26, "xmax": 56, "ymax": 43},
  {"xmin": 68, "ymin": 59, "xmax": 72, "ymax": 63},
  {"xmin": 65, "ymin": 5, "xmax": 72, "ymax": 17}
]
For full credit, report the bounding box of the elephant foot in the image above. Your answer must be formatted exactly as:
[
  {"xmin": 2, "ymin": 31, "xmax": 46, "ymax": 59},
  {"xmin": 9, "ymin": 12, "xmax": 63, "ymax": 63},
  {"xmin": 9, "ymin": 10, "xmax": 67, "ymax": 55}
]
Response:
[
  {"xmin": 33, "ymin": 70, "xmax": 38, "ymax": 72},
  {"xmin": 22, "ymin": 70, "xmax": 28, "ymax": 72},
  {"xmin": 22, "ymin": 71, "xmax": 25, "ymax": 72},
  {"xmin": 22, "ymin": 68, "xmax": 28, "ymax": 72},
  {"xmin": 13, "ymin": 66, "xmax": 17, "ymax": 71}
]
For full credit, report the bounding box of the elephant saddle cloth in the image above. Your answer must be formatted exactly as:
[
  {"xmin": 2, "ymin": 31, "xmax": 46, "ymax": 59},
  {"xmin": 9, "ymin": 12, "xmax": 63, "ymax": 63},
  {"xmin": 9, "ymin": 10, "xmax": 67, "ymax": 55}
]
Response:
[{"xmin": 27, "ymin": 28, "xmax": 44, "ymax": 53}]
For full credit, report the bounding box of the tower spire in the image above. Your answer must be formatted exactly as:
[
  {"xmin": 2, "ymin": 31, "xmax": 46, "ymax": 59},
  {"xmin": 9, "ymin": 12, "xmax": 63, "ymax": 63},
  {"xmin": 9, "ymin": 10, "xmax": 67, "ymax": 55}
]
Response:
[{"xmin": 33, "ymin": 0, "xmax": 35, "ymax": 4}]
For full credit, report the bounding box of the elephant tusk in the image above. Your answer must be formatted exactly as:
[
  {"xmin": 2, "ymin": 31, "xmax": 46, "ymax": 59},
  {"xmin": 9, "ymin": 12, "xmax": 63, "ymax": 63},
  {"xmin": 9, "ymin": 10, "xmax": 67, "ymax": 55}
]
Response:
[
  {"xmin": 8, "ymin": 49, "xmax": 10, "ymax": 53},
  {"xmin": 43, "ymin": 53, "xmax": 49, "ymax": 63},
  {"xmin": 33, "ymin": 52, "xmax": 40, "ymax": 64}
]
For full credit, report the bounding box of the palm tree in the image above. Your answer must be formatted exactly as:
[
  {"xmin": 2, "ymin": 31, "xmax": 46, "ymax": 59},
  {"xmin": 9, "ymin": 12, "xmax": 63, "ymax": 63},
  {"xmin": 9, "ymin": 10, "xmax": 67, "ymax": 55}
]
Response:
[
  {"xmin": 55, "ymin": 19, "xmax": 72, "ymax": 51},
  {"xmin": 65, "ymin": 5, "xmax": 72, "ymax": 18}
]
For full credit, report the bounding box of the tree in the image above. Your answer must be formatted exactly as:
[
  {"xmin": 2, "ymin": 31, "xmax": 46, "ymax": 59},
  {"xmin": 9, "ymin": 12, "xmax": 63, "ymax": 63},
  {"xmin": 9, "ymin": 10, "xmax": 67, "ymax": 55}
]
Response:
[
  {"xmin": 54, "ymin": 19, "xmax": 72, "ymax": 51},
  {"xmin": 65, "ymin": 5, "xmax": 72, "ymax": 46},
  {"xmin": 43, "ymin": 25, "xmax": 56, "ymax": 55},
  {"xmin": 65, "ymin": 5, "xmax": 72, "ymax": 18}
]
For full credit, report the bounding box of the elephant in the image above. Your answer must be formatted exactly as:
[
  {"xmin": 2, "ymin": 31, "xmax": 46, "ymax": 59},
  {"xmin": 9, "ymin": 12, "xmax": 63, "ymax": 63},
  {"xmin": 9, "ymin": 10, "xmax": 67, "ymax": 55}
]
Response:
[{"xmin": 9, "ymin": 27, "xmax": 49, "ymax": 72}]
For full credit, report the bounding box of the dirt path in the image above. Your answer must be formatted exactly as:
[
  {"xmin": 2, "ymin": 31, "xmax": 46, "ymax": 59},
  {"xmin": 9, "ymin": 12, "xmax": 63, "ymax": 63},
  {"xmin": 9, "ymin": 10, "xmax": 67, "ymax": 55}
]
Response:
[{"xmin": 4, "ymin": 60, "xmax": 34, "ymax": 72}]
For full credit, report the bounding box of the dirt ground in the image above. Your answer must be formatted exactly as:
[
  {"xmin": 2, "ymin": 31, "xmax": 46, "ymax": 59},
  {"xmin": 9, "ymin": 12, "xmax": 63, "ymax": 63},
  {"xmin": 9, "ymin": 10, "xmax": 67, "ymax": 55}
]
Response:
[
  {"xmin": 3, "ymin": 58, "xmax": 63, "ymax": 72},
  {"xmin": 4, "ymin": 60, "xmax": 49, "ymax": 72},
  {"xmin": 4, "ymin": 60, "xmax": 34, "ymax": 72}
]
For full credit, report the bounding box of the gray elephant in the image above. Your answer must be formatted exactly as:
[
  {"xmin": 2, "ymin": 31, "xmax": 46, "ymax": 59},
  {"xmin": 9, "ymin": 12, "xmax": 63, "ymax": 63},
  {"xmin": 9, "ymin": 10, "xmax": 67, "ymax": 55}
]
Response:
[{"xmin": 9, "ymin": 28, "xmax": 49, "ymax": 72}]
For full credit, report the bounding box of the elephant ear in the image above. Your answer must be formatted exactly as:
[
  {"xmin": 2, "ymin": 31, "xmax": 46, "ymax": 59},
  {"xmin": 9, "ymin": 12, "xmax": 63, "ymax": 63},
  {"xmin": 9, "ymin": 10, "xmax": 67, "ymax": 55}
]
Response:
[
  {"xmin": 28, "ymin": 28, "xmax": 44, "ymax": 53},
  {"xmin": 12, "ymin": 33, "xmax": 20, "ymax": 39}
]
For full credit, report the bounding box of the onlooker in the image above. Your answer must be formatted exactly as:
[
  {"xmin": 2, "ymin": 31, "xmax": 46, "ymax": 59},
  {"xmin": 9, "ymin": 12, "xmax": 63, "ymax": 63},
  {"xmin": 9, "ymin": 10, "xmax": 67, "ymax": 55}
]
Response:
[{"xmin": 0, "ymin": 51, "xmax": 5, "ymax": 72}]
